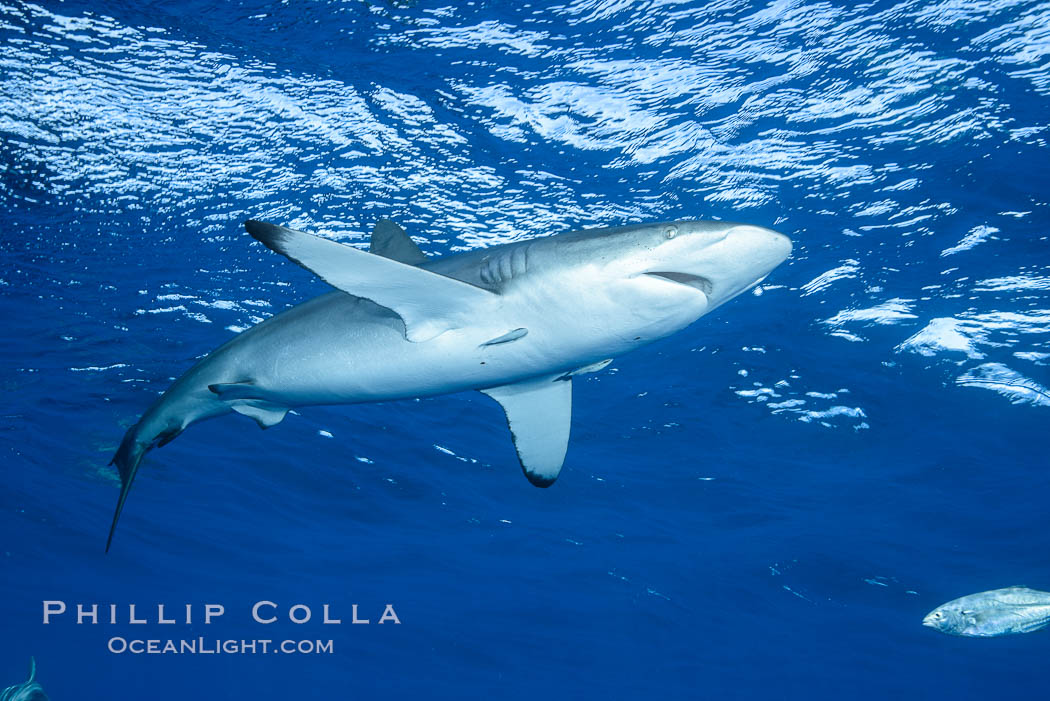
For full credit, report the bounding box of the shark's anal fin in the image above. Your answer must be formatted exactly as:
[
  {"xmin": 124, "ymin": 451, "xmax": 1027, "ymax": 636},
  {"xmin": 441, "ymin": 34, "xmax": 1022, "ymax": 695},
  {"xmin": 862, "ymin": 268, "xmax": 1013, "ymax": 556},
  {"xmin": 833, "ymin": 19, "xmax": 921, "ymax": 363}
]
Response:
[
  {"xmin": 481, "ymin": 374, "xmax": 572, "ymax": 487},
  {"xmin": 370, "ymin": 219, "xmax": 426, "ymax": 265},
  {"xmin": 245, "ymin": 220, "xmax": 497, "ymax": 343}
]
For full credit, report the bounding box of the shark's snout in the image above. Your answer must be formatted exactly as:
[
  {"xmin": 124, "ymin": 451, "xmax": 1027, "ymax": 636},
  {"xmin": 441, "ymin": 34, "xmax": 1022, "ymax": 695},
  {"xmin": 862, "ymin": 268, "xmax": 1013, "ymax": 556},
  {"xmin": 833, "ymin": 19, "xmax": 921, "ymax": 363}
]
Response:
[
  {"xmin": 727, "ymin": 225, "xmax": 793, "ymax": 270},
  {"xmin": 672, "ymin": 224, "xmax": 791, "ymax": 309},
  {"xmin": 772, "ymin": 231, "xmax": 792, "ymax": 263},
  {"xmin": 770, "ymin": 230, "xmax": 793, "ymax": 259}
]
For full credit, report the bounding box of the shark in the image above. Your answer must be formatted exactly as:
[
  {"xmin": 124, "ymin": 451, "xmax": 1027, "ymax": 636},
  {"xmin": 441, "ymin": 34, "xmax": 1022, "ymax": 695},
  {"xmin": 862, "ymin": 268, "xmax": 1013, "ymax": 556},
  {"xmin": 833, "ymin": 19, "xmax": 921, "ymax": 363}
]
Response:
[
  {"xmin": 0, "ymin": 659, "xmax": 47, "ymax": 701},
  {"xmin": 107, "ymin": 218, "xmax": 791, "ymax": 550}
]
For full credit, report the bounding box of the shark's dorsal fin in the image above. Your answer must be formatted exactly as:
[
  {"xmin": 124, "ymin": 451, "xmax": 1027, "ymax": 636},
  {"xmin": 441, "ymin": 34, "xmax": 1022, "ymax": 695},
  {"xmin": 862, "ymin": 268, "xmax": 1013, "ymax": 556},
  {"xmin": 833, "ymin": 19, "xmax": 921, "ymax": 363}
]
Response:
[
  {"xmin": 369, "ymin": 219, "xmax": 426, "ymax": 265},
  {"xmin": 481, "ymin": 374, "xmax": 572, "ymax": 487},
  {"xmin": 246, "ymin": 220, "xmax": 497, "ymax": 342},
  {"xmin": 27, "ymin": 657, "xmax": 36, "ymax": 683}
]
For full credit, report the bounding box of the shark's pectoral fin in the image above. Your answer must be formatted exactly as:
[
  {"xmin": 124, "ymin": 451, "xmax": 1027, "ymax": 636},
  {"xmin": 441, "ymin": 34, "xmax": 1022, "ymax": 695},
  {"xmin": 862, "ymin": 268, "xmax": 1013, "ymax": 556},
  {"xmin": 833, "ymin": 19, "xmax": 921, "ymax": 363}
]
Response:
[
  {"xmin": 481, "ymin": 374, "xmax": 572, "ymax": 487},
  {"xmin": 231, "ymin": 401, "xmax": 289, "ymax": 429},
  {"xmin": 370, "ymin": 219, "xmax": 427, "ymax": 265},
  {"xmin": 245, "ymin": 220, "xmax": 498, "ymax": 342}
]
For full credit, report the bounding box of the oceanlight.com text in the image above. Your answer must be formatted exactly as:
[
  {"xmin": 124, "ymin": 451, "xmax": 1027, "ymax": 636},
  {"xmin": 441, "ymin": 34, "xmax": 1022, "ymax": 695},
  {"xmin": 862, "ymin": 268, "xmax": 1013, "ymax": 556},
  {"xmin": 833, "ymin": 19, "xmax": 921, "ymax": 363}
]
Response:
[{"xmin": 107, "ymin": 637, "xmax": 334, "ymax": 655}]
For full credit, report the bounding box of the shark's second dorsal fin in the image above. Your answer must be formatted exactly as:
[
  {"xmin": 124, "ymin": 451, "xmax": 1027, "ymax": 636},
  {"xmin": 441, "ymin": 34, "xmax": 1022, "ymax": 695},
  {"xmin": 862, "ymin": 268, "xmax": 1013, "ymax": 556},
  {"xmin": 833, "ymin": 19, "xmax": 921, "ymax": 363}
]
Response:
[
  {"xmin": 481, "ymin": 374, "xmax": 572, "ymax": 487},
  {"xmin": 245, "ymin": 220, "xmax": 497, "ymax": 342},
  {"xmin": 209, "ymin": 381, "xmax": 267, "ymax": 401},
  {"xmin": 370, "ymin": 219, "xmax": 426, "ymax": 265}
]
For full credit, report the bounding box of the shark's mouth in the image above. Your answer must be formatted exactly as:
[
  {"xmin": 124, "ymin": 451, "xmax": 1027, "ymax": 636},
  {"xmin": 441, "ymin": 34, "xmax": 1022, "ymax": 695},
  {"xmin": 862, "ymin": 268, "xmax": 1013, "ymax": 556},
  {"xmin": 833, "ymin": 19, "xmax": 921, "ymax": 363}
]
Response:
[{"xmin": 644, "ymin": 271, "xmax": 714, "ymax": 297}]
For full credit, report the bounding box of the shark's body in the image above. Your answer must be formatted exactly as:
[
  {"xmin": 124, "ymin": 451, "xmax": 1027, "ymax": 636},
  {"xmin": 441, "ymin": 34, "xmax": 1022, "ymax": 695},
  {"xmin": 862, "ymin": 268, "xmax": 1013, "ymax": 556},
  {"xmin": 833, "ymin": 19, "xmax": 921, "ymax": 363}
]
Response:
[
  {"xmin": 0, "ymin": 659, "xmax": 47, "ymax": 701},
  {"xmin": 108, "ymin": 218, "xmax": 791, "ymax": 549}
]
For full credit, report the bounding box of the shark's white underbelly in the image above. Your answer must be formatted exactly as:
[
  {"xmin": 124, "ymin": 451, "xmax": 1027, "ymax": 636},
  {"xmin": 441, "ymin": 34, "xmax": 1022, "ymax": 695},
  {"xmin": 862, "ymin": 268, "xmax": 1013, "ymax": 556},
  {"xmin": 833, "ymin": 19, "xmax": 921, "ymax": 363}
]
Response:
[{"xmin": 197, "ymin": 290, "xmax": 633, "ymax": 407}]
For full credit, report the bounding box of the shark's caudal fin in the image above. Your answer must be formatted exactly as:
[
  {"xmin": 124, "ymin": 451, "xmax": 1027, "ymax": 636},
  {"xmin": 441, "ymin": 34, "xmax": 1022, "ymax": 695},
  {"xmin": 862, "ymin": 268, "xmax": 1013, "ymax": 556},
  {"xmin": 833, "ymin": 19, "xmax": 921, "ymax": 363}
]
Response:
[
  {"xmin": 369, "ymin": 219, "xmax": 426, "ymax": 265},
  {"xmin": 106, "ymin": 424, "xmax": 153, "ymax": 552},
  {"xmin": 245, "ymin": 220, "xmax": 497, "ymax": 343},
  {"xmin": 106, "ymin": 416, "xmax": 183, "ymax": 552}
]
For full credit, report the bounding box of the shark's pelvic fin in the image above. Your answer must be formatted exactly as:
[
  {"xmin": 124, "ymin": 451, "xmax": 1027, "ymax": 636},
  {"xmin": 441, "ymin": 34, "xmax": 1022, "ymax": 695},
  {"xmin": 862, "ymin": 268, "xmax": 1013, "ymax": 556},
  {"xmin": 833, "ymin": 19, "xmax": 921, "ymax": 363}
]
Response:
[
  {"xmin": 230, "ymin": 401, "xmax": 289, "ymax": 429},
  {"xmin": 245, "ymin": 220, "xmax": 497, "ymax": 342},
  {"xmin": 481, "ymin": 327, "xmax": 528, "ymax": 347},
  {"xmin": 369, "ymin": 219, "xmax": 426, "ymax": 265},
  {"xmin": 209, "ymin": 382, "xmax": 288, "ymax": 428},
  {"xmin": 481, "ymin": 374, "xmax": 572, "ymax": 487}
]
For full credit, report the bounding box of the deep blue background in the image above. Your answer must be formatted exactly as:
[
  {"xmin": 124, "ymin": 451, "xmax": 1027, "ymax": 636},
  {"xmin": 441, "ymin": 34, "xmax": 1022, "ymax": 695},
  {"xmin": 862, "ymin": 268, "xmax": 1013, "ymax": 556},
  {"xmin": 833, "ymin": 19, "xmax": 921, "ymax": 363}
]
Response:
[{"xmin": 2, "ymin": 0, "xmax": 1049, "ymax": 698}]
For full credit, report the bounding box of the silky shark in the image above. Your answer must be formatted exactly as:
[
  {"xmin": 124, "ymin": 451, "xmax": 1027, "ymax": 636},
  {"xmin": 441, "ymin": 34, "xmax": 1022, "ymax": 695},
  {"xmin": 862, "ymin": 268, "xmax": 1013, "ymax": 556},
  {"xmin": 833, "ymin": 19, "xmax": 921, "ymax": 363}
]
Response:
[
  {"xmin": 107, "ymin": 218, "xmax": 791, "ymax": 550},
  {"xmin": 0, "ymin": 659, "xmax": 47, "ymax": 701}
]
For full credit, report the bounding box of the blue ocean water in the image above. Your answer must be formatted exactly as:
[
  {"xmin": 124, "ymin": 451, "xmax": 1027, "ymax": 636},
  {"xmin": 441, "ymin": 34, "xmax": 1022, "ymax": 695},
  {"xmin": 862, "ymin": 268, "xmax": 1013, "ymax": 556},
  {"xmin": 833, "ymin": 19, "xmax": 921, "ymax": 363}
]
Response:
[{"xmin": 2, "ymin": 0, "xmax": 1049, "ymax": 698}]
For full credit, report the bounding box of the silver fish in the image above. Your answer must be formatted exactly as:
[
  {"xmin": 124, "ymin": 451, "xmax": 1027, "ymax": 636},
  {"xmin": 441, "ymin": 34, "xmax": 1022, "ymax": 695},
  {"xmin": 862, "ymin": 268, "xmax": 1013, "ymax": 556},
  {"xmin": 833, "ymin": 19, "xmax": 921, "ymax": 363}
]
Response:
[
  {"xmin": 0, "ymin": 659, "xmax": 47, "ymax": 701},
  {"xmin": 923, "ymin": 586, "xmax": 1050, "ymax": 637}
]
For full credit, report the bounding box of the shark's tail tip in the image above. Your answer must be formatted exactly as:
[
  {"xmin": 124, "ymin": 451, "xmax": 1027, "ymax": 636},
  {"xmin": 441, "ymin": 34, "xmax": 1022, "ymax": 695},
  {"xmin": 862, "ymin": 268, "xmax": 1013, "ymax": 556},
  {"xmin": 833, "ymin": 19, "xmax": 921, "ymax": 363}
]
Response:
[{"xmin": 106, "ymin": 425, "xmax": 153, "ymax": 553}]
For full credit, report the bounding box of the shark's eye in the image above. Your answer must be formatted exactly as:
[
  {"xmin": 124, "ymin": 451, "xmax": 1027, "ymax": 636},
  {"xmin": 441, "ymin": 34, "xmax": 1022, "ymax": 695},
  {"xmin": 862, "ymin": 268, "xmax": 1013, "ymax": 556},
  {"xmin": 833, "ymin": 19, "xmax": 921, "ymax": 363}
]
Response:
[{"xmin": 665, "ymin": 226, "xmax": 678, "ymax": 240}]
